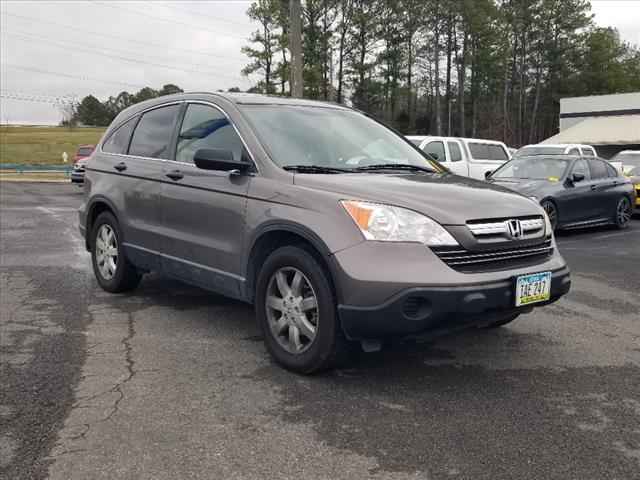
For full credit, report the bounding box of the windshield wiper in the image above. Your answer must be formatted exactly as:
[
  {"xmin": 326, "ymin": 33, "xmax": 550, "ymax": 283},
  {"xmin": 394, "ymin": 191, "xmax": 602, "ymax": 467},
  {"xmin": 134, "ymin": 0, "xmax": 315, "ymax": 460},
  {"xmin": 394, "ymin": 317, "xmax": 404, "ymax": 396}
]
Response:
[
  {"xmin": 283, "ymin": 165, "xmax": 353, "ymax": 174},
  {"xmin": 354, "ymin": 163, "xmax": 436, "ymax": 174}
]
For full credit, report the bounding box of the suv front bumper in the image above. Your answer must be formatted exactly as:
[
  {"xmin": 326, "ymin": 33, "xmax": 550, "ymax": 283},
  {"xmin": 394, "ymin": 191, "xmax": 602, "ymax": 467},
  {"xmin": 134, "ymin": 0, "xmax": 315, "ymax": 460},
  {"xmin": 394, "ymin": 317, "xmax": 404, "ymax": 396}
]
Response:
[
  {"xmin": 332, "ymin": 240, "xmax": 570, "ymax": 340},
  {"xmin": 339, "ymin": 266, "xmax": 570, "ymax": 339}
]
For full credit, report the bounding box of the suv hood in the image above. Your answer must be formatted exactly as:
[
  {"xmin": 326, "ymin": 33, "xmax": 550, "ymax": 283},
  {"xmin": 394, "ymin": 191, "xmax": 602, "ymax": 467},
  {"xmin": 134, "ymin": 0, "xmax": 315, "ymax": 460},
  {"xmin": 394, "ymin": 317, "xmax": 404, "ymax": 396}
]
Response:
[{"xmin": 294, "ymin": 172, "xmax": 541, "ymax": 225}]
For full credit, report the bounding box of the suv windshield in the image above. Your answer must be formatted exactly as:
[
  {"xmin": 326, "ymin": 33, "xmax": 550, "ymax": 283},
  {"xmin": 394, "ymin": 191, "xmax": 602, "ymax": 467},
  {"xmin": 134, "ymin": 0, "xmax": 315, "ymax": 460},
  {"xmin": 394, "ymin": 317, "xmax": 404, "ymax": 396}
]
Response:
[
  {"xmin": 239, "ymin": 105, "xmax": 442, "ymax": 172},
  {"xmin": 492, "ymin": 156, "xmax": 571, "ymax": 180}
]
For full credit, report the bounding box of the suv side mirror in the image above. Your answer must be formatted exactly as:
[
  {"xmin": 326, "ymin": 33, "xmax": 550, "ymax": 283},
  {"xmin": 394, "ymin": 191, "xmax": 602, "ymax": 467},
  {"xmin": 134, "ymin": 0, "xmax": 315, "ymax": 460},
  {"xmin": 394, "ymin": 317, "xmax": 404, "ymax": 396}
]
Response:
[
  {"xmin": 194, "ymin": 149, "xmax": 250, "ymax": 173},
  {"xmin": 484, "ymin": 170, "xmax": 493, "ymax": 180}
]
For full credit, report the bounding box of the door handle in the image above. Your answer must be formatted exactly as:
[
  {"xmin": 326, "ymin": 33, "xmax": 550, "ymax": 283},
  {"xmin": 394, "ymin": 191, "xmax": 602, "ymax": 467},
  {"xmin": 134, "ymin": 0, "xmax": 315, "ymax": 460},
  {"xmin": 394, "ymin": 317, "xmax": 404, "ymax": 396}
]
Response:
[
  {"xmin": 166, "ymin": 170, "xmax": 184, "ymax": 181},
  {"xmin": 590, "ymin": 184, "xmax": 597, "ymax": 191},
  {"xmin": 114, "ymin": 162, "xmax": 127, "ymax": 172}
]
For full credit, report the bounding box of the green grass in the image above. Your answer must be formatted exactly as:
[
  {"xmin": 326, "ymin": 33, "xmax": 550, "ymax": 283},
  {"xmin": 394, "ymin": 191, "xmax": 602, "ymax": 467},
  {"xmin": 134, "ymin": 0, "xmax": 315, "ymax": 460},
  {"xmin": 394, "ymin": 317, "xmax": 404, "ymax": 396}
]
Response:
[{"xmin": 0, "ymin": 125, "xmax": 106, "ymax": 165}]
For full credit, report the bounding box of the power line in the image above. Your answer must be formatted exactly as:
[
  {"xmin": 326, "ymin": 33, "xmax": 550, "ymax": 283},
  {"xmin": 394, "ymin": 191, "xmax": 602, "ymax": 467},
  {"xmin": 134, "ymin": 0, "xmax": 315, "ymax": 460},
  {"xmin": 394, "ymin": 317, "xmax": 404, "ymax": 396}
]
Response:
[
  {"xmin": 89, "ymin": 0, "xmax": 251, "ymax": 42},
  {"xmin": 2, "ymin": 64, "xmax": 149, "ymax": 90},
  {"xmin": 4, "ymin": 28, "xmax": 245, "ymax": 77},
  {"xmin": 161, "ymin": 3, "xmax": 254, "ymax": 29},
  {"xmin": 1, "ymin": 11, "xmax": 247, "ymax": 64},
  {"xmin": 3, "ymin": 31, "xmax": 249, "ymax": 84},
  {"xmin": 0, "ymin": 91, "xmax": 76, "ymax": 105}
]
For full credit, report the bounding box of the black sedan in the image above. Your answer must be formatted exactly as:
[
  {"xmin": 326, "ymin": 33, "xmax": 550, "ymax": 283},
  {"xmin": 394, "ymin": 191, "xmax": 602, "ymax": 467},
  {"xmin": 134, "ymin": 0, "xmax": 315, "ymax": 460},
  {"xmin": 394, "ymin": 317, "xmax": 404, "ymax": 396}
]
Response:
[{"xmin": 487, "ymin": 155, "xmax": 636, "ymax": 231}]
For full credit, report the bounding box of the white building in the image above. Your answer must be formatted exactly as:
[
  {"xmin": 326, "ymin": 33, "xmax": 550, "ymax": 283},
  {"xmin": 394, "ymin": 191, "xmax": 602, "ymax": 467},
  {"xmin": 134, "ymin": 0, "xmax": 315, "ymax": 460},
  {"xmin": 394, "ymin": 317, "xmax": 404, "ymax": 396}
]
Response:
[{"xmin": 541, "ymin": 92, "xmax": 640, "ymax": 158}]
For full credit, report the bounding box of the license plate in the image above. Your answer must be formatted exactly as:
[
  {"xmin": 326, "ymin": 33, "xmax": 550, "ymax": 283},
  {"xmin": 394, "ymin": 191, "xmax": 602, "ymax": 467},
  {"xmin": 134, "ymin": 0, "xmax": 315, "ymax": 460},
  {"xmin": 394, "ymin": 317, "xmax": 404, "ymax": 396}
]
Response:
[{"xmin": 515, "ymin": 272, "xmax": 551, "ymax": 307}]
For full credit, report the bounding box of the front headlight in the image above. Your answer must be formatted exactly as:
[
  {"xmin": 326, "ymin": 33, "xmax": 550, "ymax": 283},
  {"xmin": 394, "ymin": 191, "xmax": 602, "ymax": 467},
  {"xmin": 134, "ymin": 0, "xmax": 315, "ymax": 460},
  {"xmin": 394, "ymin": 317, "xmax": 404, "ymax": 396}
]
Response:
[
  {"xmin": 341, "ymin": 200, "xmax": 458, "ymax": 246},
  {"xmin": 543, "ymin": 209, "xmax": 553, "ymax": 237}
]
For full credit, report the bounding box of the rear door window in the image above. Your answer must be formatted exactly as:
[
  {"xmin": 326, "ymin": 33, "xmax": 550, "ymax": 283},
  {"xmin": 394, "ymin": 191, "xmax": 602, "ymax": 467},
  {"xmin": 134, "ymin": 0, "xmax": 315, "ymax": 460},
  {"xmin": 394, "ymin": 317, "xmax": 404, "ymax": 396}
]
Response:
[
  {"xmin": 176, "ymin": 104, "xmax": 247, "ymax": 164},
  {"xmin": 588, "ymin": 159, "xmax": 608, "ymax": 179},
  {"xmin": 447, "ymin": 141, "xmax": 462, "ymax": 162},
  {"xmin": 129, "ymin": 104, "xmax": 181, "ymax": 159},
  {"xmin": 422, "ymin": 141, "xmax": 446, "ymax": 162},
  {"xmin": 102, "ymin": 117, "xmax": 137, "ymax": 154}
]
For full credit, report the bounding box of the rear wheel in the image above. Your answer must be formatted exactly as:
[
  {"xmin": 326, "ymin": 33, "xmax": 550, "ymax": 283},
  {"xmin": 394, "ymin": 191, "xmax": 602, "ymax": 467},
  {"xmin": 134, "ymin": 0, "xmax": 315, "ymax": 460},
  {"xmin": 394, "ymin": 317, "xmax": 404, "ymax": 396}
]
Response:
[
  {"xmin": 614, "ymin": 196, "xmax": 632, "ymax": 229},
  {"xmin": 91, "ymin": 212, "xmax": 141, "ymax": 293},
  {"xmin": 482, "ymin": 313, "xmax": 520, "ymax": 329},
  {"xmin": 541, "ymin": 200, "xmax": 558, "ymax": 231},
  {"xmin": 255, "ymin": 245, "xmax": 351, "ymax": 374}
]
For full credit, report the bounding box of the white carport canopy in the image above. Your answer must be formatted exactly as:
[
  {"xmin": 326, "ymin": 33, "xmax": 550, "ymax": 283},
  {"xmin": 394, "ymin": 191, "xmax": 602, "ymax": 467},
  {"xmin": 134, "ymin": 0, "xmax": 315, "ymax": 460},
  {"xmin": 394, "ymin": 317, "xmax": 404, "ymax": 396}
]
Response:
[{"xmin": 542, "ymin": 114, "xmax": 640, "ymax": 145}]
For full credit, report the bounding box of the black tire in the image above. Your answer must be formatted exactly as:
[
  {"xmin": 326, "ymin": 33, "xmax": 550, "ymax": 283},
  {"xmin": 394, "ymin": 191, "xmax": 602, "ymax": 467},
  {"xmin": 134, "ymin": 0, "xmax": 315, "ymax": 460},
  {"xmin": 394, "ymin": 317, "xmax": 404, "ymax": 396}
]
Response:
[
  {"xmin": 482, "ymin": 313, "xmax": 520, "ymax": 329},
  {"xmin": 90, "ymin": 211, "xmax": 141, "ymax": 293},
  {"xmin": 541, "ymin": 199, "xmax": 558, "ymax": 231},
  {"xmin": 255, "ymin": 245, "xmax": 351, "ymax": 374},
  {"xmin": 614, "ymin": 196, "xmax": 632, "ymax": 230}
]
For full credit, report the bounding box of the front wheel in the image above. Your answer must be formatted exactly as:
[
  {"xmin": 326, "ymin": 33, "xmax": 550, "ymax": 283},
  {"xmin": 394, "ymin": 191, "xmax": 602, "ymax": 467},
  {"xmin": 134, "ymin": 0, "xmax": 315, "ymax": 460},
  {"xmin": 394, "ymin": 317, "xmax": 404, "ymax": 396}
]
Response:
[
  {"xmin": 541, "ymin": 200, "xmax": 558, "ymax": 231},
  {"xmin": 91, "ymin": 212, "xmax": 141, "ymax": 293},
  {"xmin": 614, "ymin": 196, "xmax": 632, "ymax": 229},
  {"xmin": 255, "ymin": 245, "xmax": 350, "ymax": 374}
]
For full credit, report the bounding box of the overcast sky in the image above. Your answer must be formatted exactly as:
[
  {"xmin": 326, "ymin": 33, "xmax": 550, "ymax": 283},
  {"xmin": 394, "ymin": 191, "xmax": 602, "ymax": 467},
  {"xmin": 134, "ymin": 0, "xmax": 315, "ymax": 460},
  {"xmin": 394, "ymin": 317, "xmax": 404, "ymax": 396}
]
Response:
[{"xmin": 1, "ymin": 0, "xmax": 639, "ymax": 125}]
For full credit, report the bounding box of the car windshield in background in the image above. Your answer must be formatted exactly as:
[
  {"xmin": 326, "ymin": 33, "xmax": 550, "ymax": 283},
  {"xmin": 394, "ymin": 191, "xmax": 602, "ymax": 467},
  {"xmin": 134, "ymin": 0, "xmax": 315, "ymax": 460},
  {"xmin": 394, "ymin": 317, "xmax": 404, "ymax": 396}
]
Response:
[
  {"xmin": 514, "ymin": 146, "xmax": 566, "ymax": 157},
  {"xmin": 615, "ymin": 154, "xmax": 640, "ymax": 167},
  {"xmin": 409, "ymin": 139, "xmax": 423, "ymax": 146},
  {"xmin": 77, "ymin": 147, "xmax": 93, "ymax": 156},
  {"xmin": 239, "ymin": 105, "xmax": 443, "ymax": 172},
  {"xmin": 492, "ymin": 156, "xmax": 571, "ymax": 180}
]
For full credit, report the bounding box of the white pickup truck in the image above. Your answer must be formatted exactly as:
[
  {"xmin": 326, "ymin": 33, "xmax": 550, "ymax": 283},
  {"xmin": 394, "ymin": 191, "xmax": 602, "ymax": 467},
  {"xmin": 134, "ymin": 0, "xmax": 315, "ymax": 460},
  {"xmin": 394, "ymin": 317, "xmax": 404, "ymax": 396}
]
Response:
[{"xmin": 407, "ymin": 136, "xmax": 511, "ymax": 180}]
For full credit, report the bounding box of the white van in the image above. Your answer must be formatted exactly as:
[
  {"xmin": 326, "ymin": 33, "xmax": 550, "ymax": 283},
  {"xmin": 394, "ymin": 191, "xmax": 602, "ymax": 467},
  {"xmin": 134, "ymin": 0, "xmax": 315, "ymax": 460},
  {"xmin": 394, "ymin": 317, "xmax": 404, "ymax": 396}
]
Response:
[
  {"xmin": 513, "ymin": 143, "xmax": 597, "ymax": 158},
  {"xmin": 407, "ymin": 136, "xmax": 511, "ymax": 179}
]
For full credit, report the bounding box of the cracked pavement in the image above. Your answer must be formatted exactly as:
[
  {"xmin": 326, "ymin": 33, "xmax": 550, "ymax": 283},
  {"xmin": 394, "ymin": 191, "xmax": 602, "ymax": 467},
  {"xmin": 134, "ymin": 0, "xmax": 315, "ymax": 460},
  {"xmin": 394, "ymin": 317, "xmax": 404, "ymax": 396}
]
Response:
[{"xmin": 1, "ymin": 183, "xmax": 639, "ymax": 480}]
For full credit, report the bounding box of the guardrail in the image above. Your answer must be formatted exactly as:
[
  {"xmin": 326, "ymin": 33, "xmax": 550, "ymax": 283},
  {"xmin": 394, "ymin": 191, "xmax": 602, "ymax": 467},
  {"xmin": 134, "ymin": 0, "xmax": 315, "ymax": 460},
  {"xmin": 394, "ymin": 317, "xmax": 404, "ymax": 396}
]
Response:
[{"xmin": 0, "ymin": 164, "xmax": 72, "ymax": 176}]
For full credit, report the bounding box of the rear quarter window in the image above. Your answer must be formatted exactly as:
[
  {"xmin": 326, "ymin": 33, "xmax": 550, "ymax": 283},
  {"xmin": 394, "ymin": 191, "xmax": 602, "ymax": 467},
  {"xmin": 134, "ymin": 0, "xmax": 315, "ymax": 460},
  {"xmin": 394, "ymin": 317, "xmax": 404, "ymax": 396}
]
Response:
[
  {"xmin": 102, "ymin": 117, "xmax": 138, "ymax": 155},
  {"xmin": 487, "ymin": 145, "xmax": 508, "ymax": 161},
  {"xmin": 468, "ymin": 142, "xmax": 489, "ymax": 159}
]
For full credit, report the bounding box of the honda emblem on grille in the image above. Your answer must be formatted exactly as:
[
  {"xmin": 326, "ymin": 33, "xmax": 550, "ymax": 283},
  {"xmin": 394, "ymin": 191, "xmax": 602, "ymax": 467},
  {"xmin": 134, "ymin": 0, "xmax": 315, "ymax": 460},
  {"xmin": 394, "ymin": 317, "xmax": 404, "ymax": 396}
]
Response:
[{"xmin": 506, "ymin": 219, "xmax": 523, "ymax": 239}]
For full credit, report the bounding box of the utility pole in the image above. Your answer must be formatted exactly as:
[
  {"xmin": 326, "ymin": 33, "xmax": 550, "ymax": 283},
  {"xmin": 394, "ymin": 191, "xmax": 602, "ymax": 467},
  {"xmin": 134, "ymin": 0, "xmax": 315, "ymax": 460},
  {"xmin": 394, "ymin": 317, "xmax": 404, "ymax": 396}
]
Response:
[{"xmin": 289, "ymin": 0, "xmax": 303, "ymax": 98}]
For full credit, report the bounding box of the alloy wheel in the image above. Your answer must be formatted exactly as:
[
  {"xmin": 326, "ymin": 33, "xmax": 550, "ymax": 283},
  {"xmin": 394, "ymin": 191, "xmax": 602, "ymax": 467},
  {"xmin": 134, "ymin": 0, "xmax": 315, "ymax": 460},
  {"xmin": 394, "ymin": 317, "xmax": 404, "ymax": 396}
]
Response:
[
  {"xmin": 617, "ymin": 197, "xmax": 631, "ymax": 226},
  {"xmin": 95, "ymin": 224, "xmax": 118, "ymax": 280},
  {"xmin": 265, "ymin": 267, "xmax": 318, "ymax": 354}
]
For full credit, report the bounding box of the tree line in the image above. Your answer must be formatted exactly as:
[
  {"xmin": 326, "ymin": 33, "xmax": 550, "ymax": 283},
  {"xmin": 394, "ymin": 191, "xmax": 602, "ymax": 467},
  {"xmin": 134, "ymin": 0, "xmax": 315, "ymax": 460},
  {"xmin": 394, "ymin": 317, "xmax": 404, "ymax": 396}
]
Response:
[
  {"xmin": 66, "ymin": 84, "xmax": 184, "ymax": 127},
  {"xmin": 241, "ymin": 0, "xmax": 640, "ymax": 146}
]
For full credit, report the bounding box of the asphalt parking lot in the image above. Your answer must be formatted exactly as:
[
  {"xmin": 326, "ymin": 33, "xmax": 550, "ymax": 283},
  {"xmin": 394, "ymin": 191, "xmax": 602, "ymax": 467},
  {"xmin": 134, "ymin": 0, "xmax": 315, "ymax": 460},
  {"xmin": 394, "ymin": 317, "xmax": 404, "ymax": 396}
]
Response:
[{"xmin": 1, "ymin": 182, "xmax": 639, "ymax": 480}]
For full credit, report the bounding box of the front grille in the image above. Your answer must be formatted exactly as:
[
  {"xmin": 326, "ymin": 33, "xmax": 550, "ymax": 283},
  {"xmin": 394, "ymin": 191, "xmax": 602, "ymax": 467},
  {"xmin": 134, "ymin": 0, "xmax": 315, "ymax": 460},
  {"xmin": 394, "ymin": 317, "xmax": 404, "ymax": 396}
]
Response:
[
  {"xmin": 432, "ymin": 239, "xmax": 553, "ymax": 273},
  {"xmin": 467, "ymin": 216, "xmax": 544, "ymax": 241}
]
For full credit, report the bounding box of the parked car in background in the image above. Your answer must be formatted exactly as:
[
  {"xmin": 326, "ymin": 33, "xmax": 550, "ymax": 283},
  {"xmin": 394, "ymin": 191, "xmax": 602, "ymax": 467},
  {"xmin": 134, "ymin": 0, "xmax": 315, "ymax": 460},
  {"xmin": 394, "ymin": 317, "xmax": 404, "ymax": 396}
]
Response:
[
  {"xmin": 80, "ymin": 93, "xmax": 571, "ymax": 373},
  {"xmin": 406, "ymin": 136, "xmax": 511, "ymax": 179},
  {"xmin": 611, "ymin": 151, "xmax": 640, "ymax": 213},
  {"xmin": 610, "ymin": 150, "xmax": 640, "ymax": 175},
  {"xmin": 513, "ymin": 144, "xmax": 597, "ymax": 158},
  {"xmin": 70, "ymin": 144, "xmax": 95, "ymax": 184},
  {"xmin": 487, "ymin": 155, "xmax": 635, "ymax": 230}
]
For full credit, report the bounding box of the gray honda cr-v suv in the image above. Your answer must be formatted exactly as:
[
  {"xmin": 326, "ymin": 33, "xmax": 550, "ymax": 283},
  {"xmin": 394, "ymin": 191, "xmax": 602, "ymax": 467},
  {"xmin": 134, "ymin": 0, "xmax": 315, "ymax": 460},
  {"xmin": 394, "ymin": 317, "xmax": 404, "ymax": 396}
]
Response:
[{"xmin": 79, "ymin": 92, "xmax": 570, "ymax": 373}]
